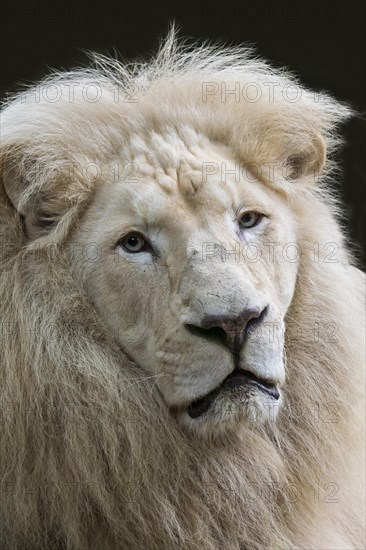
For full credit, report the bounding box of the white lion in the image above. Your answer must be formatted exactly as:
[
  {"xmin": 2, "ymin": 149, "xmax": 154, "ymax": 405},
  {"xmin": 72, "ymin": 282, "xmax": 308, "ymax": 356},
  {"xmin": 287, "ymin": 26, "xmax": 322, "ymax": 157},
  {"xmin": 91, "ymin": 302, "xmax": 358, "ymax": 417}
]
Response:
[{"xmin": 0, "ymin": 29, "xmax": 364, "ymax": 549}]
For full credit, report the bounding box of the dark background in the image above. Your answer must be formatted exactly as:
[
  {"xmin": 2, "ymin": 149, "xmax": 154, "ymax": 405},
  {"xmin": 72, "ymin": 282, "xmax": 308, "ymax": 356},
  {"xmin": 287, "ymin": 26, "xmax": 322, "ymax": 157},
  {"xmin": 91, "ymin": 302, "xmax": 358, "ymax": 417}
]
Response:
[{"xmin": 1, "ymin": 0, "xmax": 365, "ymax": 265}]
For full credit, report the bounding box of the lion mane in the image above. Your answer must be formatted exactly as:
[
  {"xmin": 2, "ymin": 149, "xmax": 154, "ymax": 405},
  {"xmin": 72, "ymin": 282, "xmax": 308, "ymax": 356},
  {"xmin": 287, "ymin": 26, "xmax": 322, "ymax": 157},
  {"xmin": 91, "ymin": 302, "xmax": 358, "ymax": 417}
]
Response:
[{"xmin": 0, "ymin": 30, "xmax": 365, "ymax": 549}]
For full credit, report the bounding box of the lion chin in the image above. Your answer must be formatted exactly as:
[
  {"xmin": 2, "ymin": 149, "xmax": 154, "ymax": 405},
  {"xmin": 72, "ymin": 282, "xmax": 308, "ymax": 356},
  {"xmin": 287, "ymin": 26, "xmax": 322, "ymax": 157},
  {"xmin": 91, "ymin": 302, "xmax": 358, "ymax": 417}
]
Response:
[{"xmin": 0, "ymin": 27, "xmax": 365, "ymax": 550}]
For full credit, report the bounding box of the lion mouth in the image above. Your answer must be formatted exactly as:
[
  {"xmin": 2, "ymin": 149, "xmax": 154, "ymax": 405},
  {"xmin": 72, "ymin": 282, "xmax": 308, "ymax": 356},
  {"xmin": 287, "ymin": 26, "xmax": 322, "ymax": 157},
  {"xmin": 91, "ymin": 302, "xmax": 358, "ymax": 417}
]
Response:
[{"xmin": 186, "ymin": 368, "xmax": 280, "ymax": 419}]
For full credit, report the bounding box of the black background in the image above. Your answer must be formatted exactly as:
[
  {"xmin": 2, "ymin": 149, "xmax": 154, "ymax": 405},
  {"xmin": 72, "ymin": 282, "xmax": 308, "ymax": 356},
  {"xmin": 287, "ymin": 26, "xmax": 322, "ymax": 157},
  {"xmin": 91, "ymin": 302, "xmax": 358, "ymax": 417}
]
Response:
[{"xmin": 1, "ymin": 0, "xmax": 365, "ymax": 264}]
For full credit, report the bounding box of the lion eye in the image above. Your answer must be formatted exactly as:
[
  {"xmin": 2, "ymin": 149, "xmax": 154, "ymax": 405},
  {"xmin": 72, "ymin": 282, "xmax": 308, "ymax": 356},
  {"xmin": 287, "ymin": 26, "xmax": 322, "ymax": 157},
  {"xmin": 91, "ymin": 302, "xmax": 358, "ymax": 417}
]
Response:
[
  {"xmin": 119, "ymin": 233, "xmax": 148, "ymax": 253},
  {"xmin": 239, "ymin": 212, "xmax": 262, "ymax": 229}
]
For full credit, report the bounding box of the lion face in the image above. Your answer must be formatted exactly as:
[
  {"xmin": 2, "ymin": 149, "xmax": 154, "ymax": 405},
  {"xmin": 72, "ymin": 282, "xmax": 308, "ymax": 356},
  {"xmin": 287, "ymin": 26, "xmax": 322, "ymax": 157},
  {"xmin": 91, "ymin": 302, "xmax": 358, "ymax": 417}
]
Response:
[{"xmin": 67, "ymin": 129, "xmax": 298, "ymax": 436}]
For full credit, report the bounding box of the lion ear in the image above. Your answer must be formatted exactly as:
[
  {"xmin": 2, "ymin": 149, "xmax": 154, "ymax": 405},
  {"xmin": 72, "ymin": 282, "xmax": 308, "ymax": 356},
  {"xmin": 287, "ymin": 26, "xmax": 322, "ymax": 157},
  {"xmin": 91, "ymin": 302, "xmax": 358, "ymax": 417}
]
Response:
[
  {"xmin": 239, "ymin": 130, "xmax": 327, "ymax": 188},
  {"xmin": 1, "ymin": 144, "xmax": 74, "ymax": 240},
  {"xmin": 2, "ymin": 160, "xmax": 32, "ymax": 217},
  {"xmin": 232, "ymin": 105, "xmax": 333, "ymax": 189},
  {"xmin": 279, "ymin": 132, "xmax": 326, "ymax": 182}
]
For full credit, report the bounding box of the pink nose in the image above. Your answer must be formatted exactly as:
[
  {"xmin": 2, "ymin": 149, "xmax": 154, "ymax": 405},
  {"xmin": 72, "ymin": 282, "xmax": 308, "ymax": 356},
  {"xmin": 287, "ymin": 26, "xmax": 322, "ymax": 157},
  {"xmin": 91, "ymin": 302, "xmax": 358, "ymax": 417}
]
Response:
[{"xmin": 185, "ymin": 305, "xmax": 268, "ymax": 354}]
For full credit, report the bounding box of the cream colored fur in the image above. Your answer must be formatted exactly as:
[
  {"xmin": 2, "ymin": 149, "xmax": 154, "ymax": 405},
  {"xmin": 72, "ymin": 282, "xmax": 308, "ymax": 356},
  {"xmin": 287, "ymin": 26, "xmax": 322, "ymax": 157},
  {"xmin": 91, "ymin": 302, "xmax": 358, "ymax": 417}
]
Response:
[{"xmin": 0, "ymin": 29, "xmax": 365, "ymax": 549}]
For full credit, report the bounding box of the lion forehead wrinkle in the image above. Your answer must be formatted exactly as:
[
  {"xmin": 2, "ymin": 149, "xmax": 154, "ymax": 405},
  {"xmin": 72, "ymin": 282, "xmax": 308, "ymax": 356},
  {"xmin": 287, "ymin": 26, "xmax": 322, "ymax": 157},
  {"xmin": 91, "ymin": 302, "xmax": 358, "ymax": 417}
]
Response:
[
  {"xmin": 120, "ymin": 129, "xmax": 222, "ymax": 203},
  {"xmin": 176, "ymin": 169, "xmax": 203, "ymax": 202},
  {"xmin": 154, "ymin": 171, "xmax": 176, "ymax": 194}
]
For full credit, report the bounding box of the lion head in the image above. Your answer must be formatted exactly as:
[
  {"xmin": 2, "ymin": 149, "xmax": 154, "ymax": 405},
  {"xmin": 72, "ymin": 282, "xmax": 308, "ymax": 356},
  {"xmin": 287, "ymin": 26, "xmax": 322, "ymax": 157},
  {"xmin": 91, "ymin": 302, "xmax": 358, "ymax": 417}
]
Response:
[
  {"xmin": 66, "ymin": 131, "xmax": 302, "ymax": 438},
  {"xmin": 1, "ymin": 30, "xmax": 364, "ymax": 549}
]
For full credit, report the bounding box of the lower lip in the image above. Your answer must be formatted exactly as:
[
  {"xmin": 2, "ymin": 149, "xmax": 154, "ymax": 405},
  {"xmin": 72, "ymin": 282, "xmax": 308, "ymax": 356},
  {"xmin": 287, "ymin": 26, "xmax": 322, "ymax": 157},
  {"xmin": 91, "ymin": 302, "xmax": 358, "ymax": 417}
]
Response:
[
  {"xmin": 225, "ymin": 374, "xmax": 280, "ymax": 399},
  {"xmin": 186, "ymin": 370, "xmax": 280, "ymax": 419}
]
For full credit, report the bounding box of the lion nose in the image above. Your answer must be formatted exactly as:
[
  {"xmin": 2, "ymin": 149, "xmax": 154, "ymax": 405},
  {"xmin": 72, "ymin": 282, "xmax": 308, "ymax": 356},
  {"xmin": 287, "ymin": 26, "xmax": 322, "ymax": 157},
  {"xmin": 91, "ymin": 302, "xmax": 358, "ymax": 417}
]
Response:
[{"xmin": 185, "ymin": 305, "xmax": 268, "ymax": 354}]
